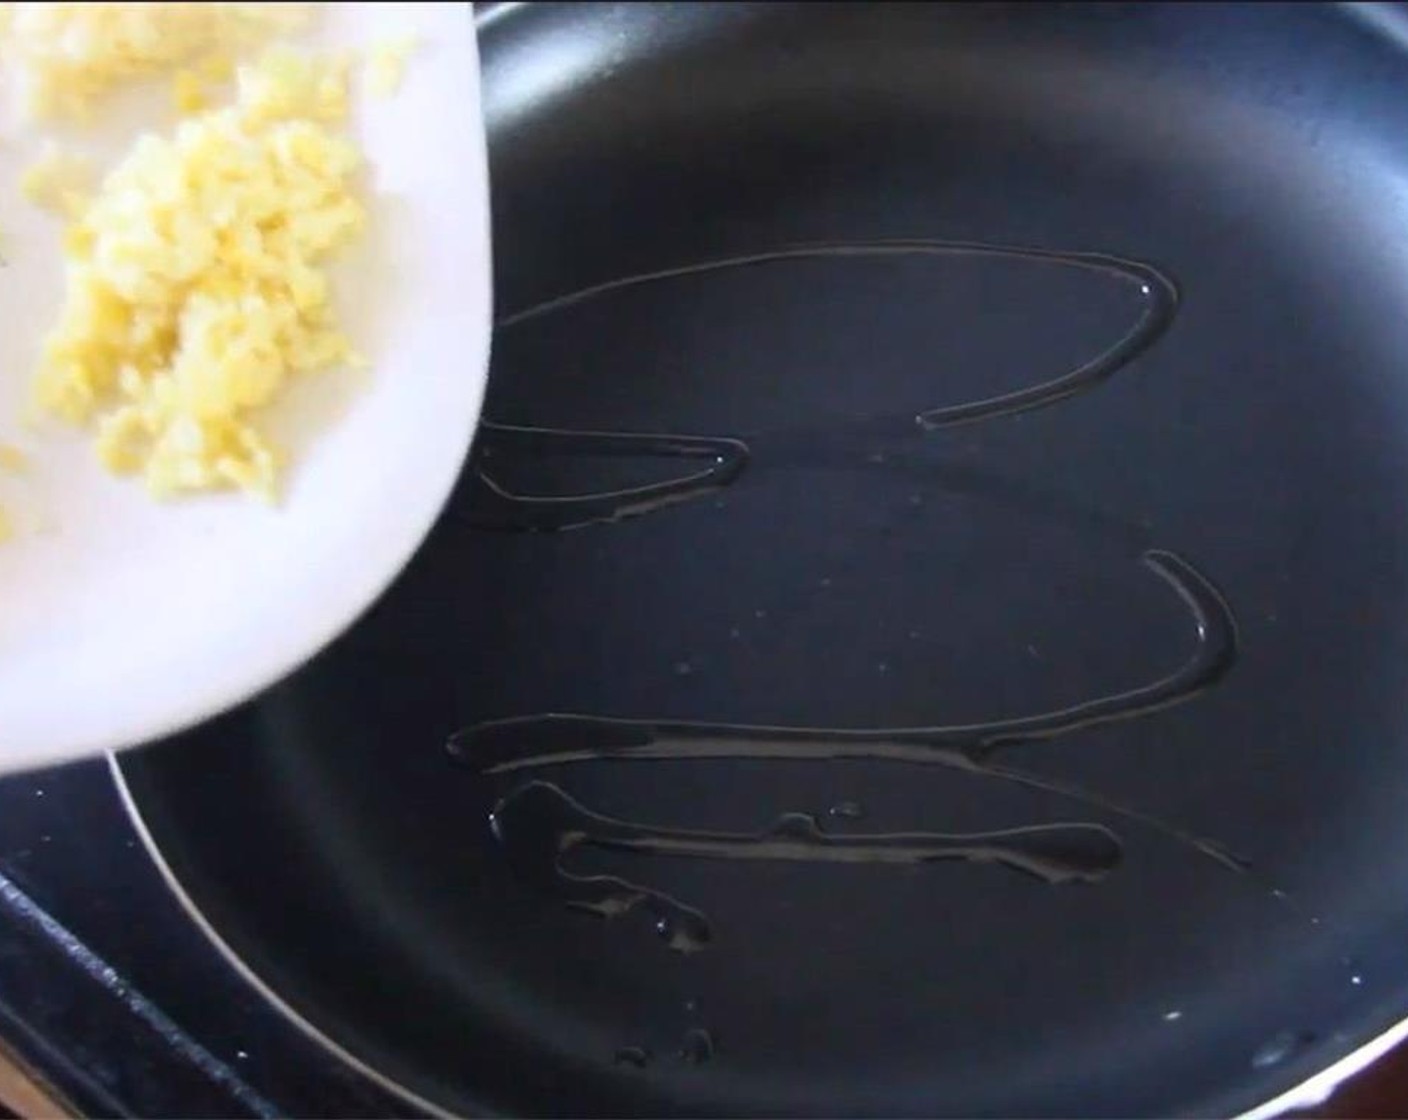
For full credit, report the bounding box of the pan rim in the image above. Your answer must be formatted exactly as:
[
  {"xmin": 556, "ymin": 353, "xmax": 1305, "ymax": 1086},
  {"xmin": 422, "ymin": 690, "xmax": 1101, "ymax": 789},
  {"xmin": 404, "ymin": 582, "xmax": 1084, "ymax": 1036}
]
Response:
[
  {"xmin": 107, "ymin": 747, "xmax": 1408, "ymax": 1119},
  {"xmin": 107, "ymin": 751, "xmax": 460, "ymax": 1120}
]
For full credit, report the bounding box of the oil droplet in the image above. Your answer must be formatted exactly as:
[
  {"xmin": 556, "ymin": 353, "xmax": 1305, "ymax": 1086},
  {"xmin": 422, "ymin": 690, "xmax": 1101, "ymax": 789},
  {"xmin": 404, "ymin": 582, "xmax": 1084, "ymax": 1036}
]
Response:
[
  {"xmin": 1163, "ymin": 1010, "xmax": 1182, "ymax": 1022},
  {"xmin": 654, "ymin": 913, "xmax": 710, "ymax": 955},
  {"xmin": 679, "ymin": 1028, "xmax": 714, "ymax": 1065},
  {"xmin": 614, "ymin": 1046, "xmax": 650, "ymax": 1069},
  {"xmin": 236, "ymin": 1050, "xmax": 249, "ymax": 1061}
]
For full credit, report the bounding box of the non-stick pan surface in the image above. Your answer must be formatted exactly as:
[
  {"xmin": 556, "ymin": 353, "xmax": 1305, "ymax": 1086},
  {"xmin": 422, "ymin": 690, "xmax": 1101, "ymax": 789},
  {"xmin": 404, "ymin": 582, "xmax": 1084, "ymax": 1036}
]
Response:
[{"xmin": 116, "ymin": 3, "xmax": 1408, "ymax": 1116}]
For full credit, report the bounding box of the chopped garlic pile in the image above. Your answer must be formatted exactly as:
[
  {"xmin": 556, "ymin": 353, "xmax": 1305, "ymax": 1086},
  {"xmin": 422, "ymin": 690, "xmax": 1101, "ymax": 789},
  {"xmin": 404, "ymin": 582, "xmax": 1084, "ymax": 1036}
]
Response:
[
  {"xmin": 32, "ymin": 47, "xmax": 366, "ymax": 501},
  {"xmin": 0, "ymin": 2, "xmax": 314, "ymax": 122},
  {"xmin": 19, "ymin": 143, "xmax": 94, "ymax": 217}
]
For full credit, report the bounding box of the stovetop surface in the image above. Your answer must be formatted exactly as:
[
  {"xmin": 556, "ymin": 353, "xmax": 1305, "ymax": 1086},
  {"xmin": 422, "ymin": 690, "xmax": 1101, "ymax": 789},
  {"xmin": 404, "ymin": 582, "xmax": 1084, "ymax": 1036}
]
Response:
[{"xmin": 0, "ymin": 756, "xmax": 418, "ymax": 1119}]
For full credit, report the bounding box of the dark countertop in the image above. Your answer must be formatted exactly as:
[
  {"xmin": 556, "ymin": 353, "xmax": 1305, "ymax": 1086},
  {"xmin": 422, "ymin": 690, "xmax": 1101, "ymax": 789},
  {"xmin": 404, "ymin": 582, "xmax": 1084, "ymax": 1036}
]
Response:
[{"xmin": 0, "ymin": 752, "xmax": 1401, "ymax": 1119}]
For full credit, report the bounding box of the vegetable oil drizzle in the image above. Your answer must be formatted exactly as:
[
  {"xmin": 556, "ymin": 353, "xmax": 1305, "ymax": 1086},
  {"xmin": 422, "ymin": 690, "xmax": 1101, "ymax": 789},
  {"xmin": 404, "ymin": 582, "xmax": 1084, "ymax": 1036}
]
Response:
[
  {"xmin": 460, "ymin": 241, "xmax": 1273, "ymax": 947},
  {"xmin": 455, "ymin": 549, "xmax": 1234, "ymax": 771},
  {"xmin": 471, "ymin": 240, "xmax": 1176, "ymax": 531},
  {"xmin": 468, "ymin": 424, "xmax": 749, "ymax": 533},
  {"xmin": 462, "ymin": 416, "xmax": 1155, "ymax": 539},
  {"xmin": 490, "ymin": 780, "xmax": 1123, "ymax": 951},
  {"xmin": 489, "ymin": 781, "xmax": 710, "ymax": 954},
  {"xmin": 455, "ymin": 548, "xmax": 1252, "ymax": 907},
  {"xmin": 496, "ymin": 243, "xmax": 1176, "ymax": 436}
]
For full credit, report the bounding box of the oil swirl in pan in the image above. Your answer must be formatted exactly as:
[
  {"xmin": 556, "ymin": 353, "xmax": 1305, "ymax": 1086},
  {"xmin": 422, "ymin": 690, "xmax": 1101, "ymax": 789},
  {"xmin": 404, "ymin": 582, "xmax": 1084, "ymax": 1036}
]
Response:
[
  {"xmin": 463, "ymin": 241, "xmax": 1174, "ymax": 534},
  {"xmin": 449, "ymin": 240, "xmax": 1244, "ymax": 953},
  {"xmin": 488, "ymin": 781, "xmax": 1124, "ymax": 955}
]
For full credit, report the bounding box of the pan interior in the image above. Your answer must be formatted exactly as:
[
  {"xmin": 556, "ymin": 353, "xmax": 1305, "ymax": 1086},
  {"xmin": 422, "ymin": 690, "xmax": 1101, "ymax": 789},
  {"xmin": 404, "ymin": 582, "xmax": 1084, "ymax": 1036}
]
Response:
[{"xmin": 119, "ymin": 4, "xmax": 1408, "ymax": 1117}]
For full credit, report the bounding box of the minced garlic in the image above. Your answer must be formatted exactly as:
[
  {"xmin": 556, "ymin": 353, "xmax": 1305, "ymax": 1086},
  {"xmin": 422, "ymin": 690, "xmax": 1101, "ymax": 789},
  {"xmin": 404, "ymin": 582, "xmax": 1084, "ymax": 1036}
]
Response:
[
  {"xmin": 31, "ymin": 47, "xmax": 366, "ymax": 502},
  {"xmin": 0, "ymin": 2, "xmax": 314, "ymax": 122}
]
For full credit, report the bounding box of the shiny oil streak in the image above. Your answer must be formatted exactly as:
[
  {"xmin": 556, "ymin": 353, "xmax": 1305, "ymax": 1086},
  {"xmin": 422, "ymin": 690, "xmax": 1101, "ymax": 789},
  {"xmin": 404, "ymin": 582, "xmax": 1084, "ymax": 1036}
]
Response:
[
  {"xmin": 450, "ymin": 240, "xmax": 1251, "ymax": 955},
  {"xmin": 490, "ymin": 780, "xmax": 1123, "ymax": 951}
]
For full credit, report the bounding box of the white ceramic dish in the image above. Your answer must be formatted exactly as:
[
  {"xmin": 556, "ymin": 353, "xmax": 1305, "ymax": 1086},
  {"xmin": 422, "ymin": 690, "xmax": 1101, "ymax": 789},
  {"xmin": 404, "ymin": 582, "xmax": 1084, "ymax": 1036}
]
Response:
[{"xmin": 0, "ymin": 2, "xmax": 492, "ymax": 772}]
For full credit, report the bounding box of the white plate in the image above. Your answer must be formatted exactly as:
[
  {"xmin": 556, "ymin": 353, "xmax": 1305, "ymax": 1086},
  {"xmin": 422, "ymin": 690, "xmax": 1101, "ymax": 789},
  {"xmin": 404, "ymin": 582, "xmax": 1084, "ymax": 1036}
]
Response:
[{"xmin": 0, "ymin": 3, "xmax": 492, "ymax": 771}]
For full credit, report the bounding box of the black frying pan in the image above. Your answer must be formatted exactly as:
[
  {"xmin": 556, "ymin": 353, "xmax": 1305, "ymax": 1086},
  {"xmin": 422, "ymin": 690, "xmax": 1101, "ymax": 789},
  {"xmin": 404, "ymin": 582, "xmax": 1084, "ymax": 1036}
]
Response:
[{"xmin": 115, "ymin": 3, "xmax": 1408, "ymax": 1116}]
